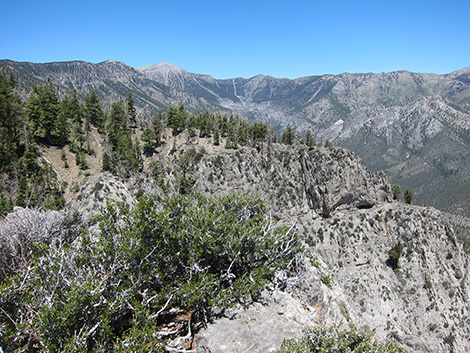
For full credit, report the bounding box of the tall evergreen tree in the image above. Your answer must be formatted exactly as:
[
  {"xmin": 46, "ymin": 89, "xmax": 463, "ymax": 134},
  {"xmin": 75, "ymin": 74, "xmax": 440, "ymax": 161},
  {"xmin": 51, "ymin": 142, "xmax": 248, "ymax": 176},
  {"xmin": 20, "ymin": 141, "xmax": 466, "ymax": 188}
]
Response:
[
  {"xmin": 152, "ymin": 109, "xmax": 165, "ymax": 146},
  {"xmin": 250, "ymin": 121, "xmax": 268, "ymax": 145},
  {"xmin": 281, "ymin": 126, "xmax": 294, "ymax": 145},
  {"xmin": 105, "ymin": 100, "xmax": 141, "ymax": 175},
  {"xmin": 58, "ymin": 90, "xmax": 83, "ymax": 147},
  {"xmin": 304, "ymin": 130, "xmax": 315, "ymax": 148},
  {"xmin": 84, "ymin": 91, "xmax": 104, "ymax": 130},
  {"xmin": 0, "ymin": 70, "xmax": 22, "ymax": 170},
  {"xmin": 167, "ymin": 104, "xmax": 185, "ymax": 135},
  {"xmin": 125, "ymin": 92, "xmax": 137, "ymax": 128},
  {"xmin": 198, "ymin": 110, "xmax": 212, "ymax": 138},
  {"xmin": 24, "ymin": 78, "xmax": 60, "ymax": 144}
]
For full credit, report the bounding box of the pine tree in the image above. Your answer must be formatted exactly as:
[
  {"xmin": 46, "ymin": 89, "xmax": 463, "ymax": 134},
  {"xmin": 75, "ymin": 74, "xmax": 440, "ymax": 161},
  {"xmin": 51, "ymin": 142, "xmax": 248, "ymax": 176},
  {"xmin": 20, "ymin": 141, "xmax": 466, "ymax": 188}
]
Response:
[
  {"xmin": 250, "ymin": 121, "xmax": 268, "ymax": 145},
  {"xmin": 152, "ymin": 109, "xmax": 165, "ymax": 146},
  {"xmin": 84, "ymin": 91, "xmax": 104, "ymax": 130},
  {"xmin": 198, "ymin": 110, "xmax": 212, "ymax": 138},
  {"xmin": 0, "ymin": 70, "xmax": 22, "ymax": 170},
  {"xmin": 213, "ymin": 127, "xmax": 220, "ymax": 146},
  {"xmin": 105, "ymin": 100, "xmax": 141, "ymax": 175},
  {"xmin": 392, "ymin": 184, "xmax": 401, "ymax": 200},
  {"xmin": 125, "ymin": 92, "xmax": 137, "ymax": 128},
  {"xmin": 237, "ymin": 121, "xmax": 248, "ymax": 146},
  {"xmin": 24, "ymin": 78, "xmax": 60, "ymax": 144},
  {"xmin": 404, "ymin": 189, "xmax": 413, "ymax": 204},
  {"xmin": 102, "ymin": 151, "xmax": 111, "ymax": 172},
  {"xmin": 281, "ymin": 126, "xmax": 294, "ymax": 145},
  {"xmin": 304, "ymin": 130, "xmax": 315, "ymax": 148},
  {"xmin": 167, "ymin": 104, "xmax": 185, "ymax": 135}
]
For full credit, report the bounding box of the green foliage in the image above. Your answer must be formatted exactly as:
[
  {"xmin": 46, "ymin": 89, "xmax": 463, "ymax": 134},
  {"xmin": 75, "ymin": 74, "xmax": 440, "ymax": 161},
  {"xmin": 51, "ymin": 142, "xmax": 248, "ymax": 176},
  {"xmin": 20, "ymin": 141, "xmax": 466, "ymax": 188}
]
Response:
[
  {"xmin": 404, "ymin": 189, "xmax": 413, "ymax": 204},
  {"xmin": 277, "ymin": 326, "xmax": 409, "ymax": 353},
  {"xmin": 392, "ymin": 184, "xmax": 401, "ymax": 200},
  {"xmin": 198, "ymin": 110, "xmax": 213, "ymax": 138},
  {"xmin": 0, "ymin": 193, "xmax": 13, "ymax": 216},
  {"xmin": 321, "ymin": 273, "xmax": 333, "ymax": 288},
  {"xmin": 213, "ymin": 127, "xmax": 220, "ymax": 145},
  {"xmin": 250, "ymin": 121, "xmax": 268, "ymax": 144},
  {"xmin": 24, "ymin": 78, "xmax": 60, "ymax": 144},
  {"xmin": 387, "ymin": 242, "xmax": 403, "ymax": 271},
  {"xmin": 304, "ymin": 130, "xmax": 316, "ymax": 148},
  {"xmin": 104, "ymin": 100, "xmax": 142, "ymax": 176},
  {"xmin": 281, "ymin": 126, "xmax": 294, "ymax": 145},
  {"xmin": 0, "ymin": 193, "xmax": 300, "ymax": 351},
  {"xmin": 0, "ymin": 70, "xmax": 22, "ymax": 170},
  {"xmin": 125, "ymin": 92, "xmax": 136, "ymax": 128},
  {"xmin": 167, "ymin": 103, "xmax": 186, "ymax": 135},
  {"xmin": 84, "ymin": 91, "xmax": 105, "ymax": 130},
  {"xmin": 175, "ymin": 148, "xmax": 203, "ymax": 194},
  {"xmin": 141, "ymin": 127, "xmax": 157, "ymax": 154}
]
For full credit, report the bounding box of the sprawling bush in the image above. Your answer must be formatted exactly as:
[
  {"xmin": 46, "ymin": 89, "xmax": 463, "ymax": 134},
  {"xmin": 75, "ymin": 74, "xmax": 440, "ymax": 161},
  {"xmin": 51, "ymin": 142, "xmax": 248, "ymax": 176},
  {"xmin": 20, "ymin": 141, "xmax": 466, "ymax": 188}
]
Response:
[
  {"xmin": 0, "ymin": 193, "xmax": 301, "ymax": 352},
  {"xmin": 276, "ymin": 326, "xmax": 409, "ymax": 353},
  {"xmin": 0, "ymin": 207, "xmax": 82, "ymax": 282}
]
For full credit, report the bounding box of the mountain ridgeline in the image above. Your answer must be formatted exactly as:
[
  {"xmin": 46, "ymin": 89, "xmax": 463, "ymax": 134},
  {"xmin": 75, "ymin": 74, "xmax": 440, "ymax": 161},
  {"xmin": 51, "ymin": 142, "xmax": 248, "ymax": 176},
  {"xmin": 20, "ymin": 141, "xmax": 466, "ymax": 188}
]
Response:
[
  {"xmin": 1, "ymin": 59, "xmax": 470, "ymax": 215},
  {"xmin": 1, "ymin": 63, "xmax": 470, "ymax": 352}
]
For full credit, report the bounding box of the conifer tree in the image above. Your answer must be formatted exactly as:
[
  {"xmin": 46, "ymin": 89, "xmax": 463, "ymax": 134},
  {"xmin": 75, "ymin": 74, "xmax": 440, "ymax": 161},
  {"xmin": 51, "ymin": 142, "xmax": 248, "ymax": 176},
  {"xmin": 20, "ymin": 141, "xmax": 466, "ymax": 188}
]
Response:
[
  {"xmin": 225, "ymin": 117, "xmax": 238, "ymax": 149},
  {"xmin": 152, "ymin": 109, "xmax": 165, "ymax": 146},
  {"xmin": 250, "ymin": 121, "xmax": 268, "ymax": 145},
  {"xmin": 84, "ymin": 91, "xmax": 104, "ymax": 130},
  {"xmin": 198, "ymin": 110, "xmax": 212, "ymax": 138},
  {"xmin": 167, "ymin": 103, "xmax": 185, "ymax": 135},
  {"xmin": 281, "ymin": 126, "xmax": 294, "ymax": 145},
  {"xmin": 304, "ymin": 130, "xmax": 315, "ymax": 148},
  {"xmin": 0, "ymin": 70, "xmax": 22, "ymax": 170},
  {"xmin": 220, "ymin": 114, "xmax": 228, "ymax": 137},
  {"xmin": 213, "ymin": 127, "xmax": 220, "ymax": 145},
  {"xmin": 24, "ymin": 78, "xmax": 60, "ymax": 144},
  {"xmin": 404, "ymin": 189, "xmax": 413, "ymax": 204},
  {"xmin": 125, "ymin": 92, "xmax": 137, "ymax": 128},
  {"xmin": 237, "ymin": 120, "xmax": 248, "ymax": 146}
]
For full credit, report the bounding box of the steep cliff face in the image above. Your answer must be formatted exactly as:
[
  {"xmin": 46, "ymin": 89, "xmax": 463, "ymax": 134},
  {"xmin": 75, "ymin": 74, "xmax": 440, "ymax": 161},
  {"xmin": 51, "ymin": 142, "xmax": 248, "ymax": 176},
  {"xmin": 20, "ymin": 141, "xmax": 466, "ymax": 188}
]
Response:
[
  {"xmin": 307, "ymin": 204, "xmax": 470, "ymax": 352},
  {"xmin": 191, "ymin": 143, "xmax": 391, "ymax": 218}
]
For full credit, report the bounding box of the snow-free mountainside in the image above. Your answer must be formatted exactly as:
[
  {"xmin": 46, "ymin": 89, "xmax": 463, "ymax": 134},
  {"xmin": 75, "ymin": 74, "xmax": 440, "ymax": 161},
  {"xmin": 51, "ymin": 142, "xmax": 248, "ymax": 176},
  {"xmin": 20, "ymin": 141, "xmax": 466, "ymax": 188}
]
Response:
[
  {"xmin": 0, "ymin": 61, "xmax": 470, "ymax": 352},
  {"xmin": 2, "ymin": 59, "xmax": 470, "ymax": 216}
]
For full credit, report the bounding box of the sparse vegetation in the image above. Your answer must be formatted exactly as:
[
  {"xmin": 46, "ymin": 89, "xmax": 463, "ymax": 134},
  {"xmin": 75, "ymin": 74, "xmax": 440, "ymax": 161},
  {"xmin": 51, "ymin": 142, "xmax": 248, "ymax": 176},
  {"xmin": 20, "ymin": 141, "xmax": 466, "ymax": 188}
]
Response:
[
  {"xmin": 387, "ymin": 242, "xmax": 404, "ymax": 271},
  {"xmin": 276, "ymin": 326, "xmax": 409, "ymax": 353}
]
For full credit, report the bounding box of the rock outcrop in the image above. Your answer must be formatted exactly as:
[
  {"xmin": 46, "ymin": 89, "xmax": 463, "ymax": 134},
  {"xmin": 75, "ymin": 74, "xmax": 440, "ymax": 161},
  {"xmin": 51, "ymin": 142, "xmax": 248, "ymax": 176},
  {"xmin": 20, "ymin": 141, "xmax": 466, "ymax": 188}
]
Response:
[
  {"xmin": 191, "ymin": 143, "xmax": 391, "ymax": 218},
  {"xmin": 196, "ymin": 203, "xmax": 470, "ymax": 353},
  {"xmin": 70, "ymin": 137, "xmax": 470, "ymax": 352}
]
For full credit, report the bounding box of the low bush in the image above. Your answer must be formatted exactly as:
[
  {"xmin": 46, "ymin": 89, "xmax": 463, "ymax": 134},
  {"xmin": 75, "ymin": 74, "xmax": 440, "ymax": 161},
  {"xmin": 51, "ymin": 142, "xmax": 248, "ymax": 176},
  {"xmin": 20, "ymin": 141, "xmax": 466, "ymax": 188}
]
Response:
[
  {"xmin": 0, "ymin": 193, "xmax": 301, "ymax": 352},
  {"xmin": 276, "ymin": 326, "xmax": 409, "ymax": 353}
]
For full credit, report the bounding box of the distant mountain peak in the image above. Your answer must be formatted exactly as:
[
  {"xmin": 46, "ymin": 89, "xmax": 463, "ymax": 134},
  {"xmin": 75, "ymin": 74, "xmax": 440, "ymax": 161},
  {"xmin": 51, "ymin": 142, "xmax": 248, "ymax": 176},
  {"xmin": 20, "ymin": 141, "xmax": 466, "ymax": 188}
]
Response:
[{"xmin": 136, "ymin": 62, "xmax": 186, "ymax": 75}]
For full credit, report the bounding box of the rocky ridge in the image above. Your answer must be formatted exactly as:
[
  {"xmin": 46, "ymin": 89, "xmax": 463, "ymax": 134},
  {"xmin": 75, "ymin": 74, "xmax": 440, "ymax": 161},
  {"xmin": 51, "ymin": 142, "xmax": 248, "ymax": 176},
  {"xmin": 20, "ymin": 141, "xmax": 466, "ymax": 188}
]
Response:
[
  {"xmin": 68, "ymin": 134, "xmax": 470, "ymax": 352},
  {"xmin": 2, "ymin": 59, "xmax": 469, "ymax": 215}
]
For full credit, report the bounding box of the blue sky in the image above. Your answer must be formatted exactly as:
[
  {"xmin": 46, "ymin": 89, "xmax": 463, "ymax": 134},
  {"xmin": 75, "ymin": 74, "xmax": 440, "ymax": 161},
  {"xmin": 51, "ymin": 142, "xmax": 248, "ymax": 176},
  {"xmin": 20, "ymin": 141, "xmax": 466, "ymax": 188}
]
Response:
[{"xmin": 1, "ymin": 0, "xmax": 469, "ymax": 79}]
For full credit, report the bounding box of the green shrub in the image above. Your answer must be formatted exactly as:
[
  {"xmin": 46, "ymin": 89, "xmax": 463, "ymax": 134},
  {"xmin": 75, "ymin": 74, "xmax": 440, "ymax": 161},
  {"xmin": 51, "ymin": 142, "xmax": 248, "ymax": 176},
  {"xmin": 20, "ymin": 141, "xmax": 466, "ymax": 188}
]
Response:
[
  {"xmin": 387, "ymin": 242, "xmax": 404, "ymax": 271},
  {"xmin": 277, "ymin": 326, "xmax": 409, "ymax": 353},
  {"xmin": 0, "ymin": 193, "xmax": 300, "ymax": 351}
]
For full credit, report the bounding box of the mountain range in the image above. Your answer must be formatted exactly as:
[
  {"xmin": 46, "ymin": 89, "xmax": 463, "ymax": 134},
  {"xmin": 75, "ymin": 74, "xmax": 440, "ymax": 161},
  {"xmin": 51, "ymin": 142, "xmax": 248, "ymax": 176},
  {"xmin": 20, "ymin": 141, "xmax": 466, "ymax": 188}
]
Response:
[{"xmin": 1, "ymin": 59, "xmax": 470, "ymax": 216}]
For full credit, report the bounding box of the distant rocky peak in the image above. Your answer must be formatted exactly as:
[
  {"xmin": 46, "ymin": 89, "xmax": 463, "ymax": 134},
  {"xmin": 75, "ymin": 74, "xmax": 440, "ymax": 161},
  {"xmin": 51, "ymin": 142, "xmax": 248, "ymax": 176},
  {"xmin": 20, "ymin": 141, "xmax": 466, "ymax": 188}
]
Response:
[{"xmin": 136, "ymin": 62, "xmax": 186, "ymax": 75}]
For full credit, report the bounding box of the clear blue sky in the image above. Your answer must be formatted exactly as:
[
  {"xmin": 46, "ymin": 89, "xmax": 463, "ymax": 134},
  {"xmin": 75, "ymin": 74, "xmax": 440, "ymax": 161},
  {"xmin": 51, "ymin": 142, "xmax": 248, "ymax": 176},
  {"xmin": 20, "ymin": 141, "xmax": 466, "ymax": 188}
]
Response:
[{"xmin": 1, "ymin": 0, "xmax": 469, "ymax": 79}]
